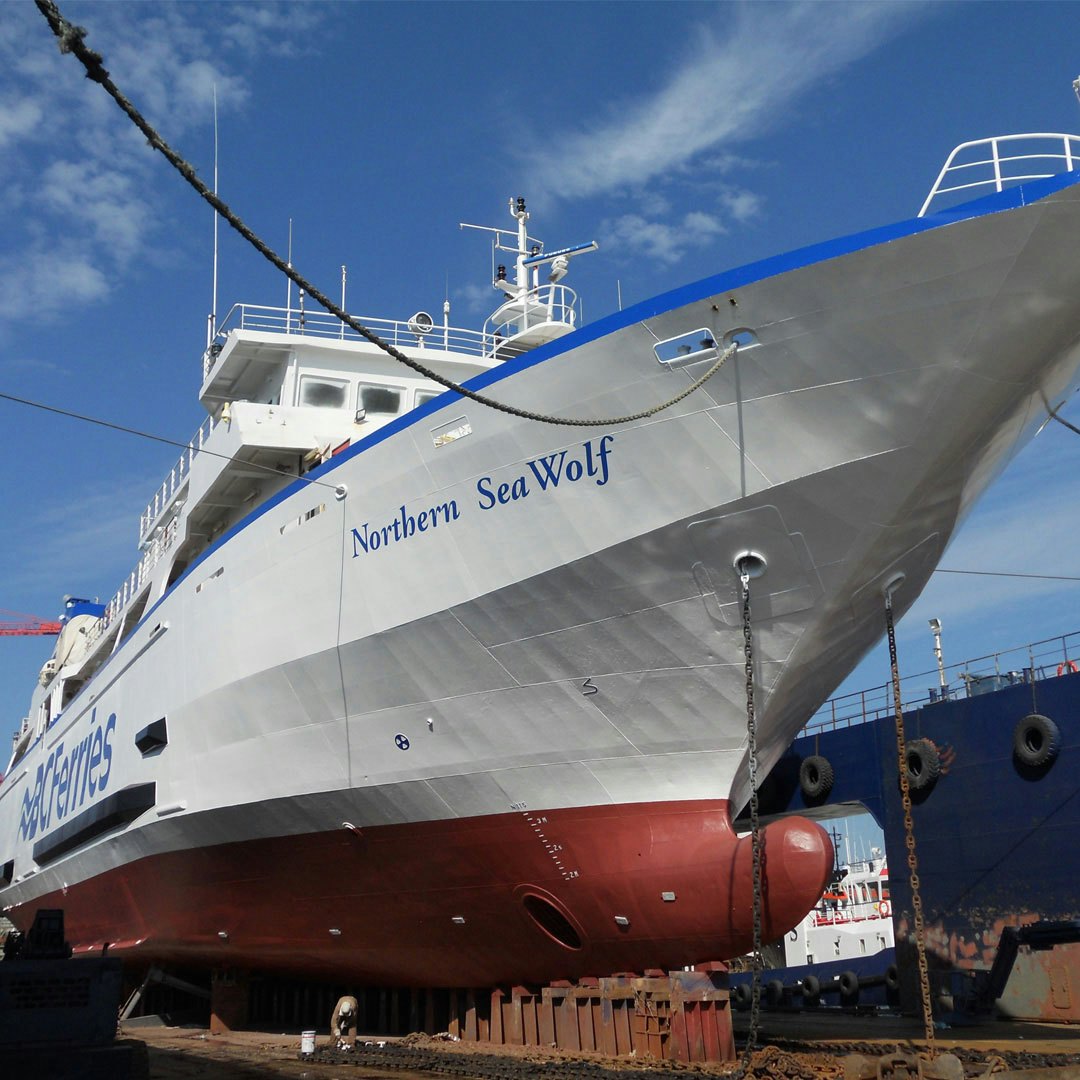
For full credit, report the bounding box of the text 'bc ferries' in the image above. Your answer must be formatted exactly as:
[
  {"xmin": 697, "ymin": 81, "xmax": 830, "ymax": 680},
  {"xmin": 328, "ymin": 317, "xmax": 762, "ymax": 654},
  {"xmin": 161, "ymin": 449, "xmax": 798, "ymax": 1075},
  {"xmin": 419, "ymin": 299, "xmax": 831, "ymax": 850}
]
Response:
[{"xmin": 6, "ymin": 131, "xmax": 1080, "ymax": 987}]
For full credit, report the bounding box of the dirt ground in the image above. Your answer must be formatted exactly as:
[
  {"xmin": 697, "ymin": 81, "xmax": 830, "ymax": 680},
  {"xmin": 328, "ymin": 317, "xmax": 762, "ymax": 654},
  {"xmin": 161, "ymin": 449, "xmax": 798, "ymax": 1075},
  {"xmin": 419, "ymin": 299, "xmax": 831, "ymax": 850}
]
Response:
[
  {"xmin": 127, "ymin": 1016, "xmax": 1080, "ymax": 1080},
  {"xmin": 136, "ymin": 1027, "xmax": 409, "ymax": 1079}
]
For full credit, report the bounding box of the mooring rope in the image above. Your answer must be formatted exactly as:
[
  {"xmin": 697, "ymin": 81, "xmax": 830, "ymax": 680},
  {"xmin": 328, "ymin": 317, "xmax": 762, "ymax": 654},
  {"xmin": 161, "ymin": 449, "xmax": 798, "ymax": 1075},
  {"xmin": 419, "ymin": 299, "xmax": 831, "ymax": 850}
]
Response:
[{"xmin": 35, "ymin": 0, "xmax": 735, "ymax": 429}]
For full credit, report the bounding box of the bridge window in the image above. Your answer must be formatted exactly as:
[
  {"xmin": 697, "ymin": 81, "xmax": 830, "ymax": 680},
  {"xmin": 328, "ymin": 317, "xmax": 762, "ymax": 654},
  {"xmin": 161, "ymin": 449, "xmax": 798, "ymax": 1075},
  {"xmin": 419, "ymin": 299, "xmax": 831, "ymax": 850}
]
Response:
[
  {"xmin": 359, "ymin": 384, "xmax": 403, "ymax": 417},
  {"xmin": 299, "ymin": 376, "xmax": 349, "ymax": 409}
]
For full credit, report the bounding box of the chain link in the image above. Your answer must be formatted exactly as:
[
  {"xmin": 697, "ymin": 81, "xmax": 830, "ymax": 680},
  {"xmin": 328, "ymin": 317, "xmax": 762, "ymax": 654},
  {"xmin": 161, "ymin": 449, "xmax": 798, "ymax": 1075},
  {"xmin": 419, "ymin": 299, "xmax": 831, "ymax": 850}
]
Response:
[
  {"xmin": 885, "ymin": 592, "xmax": 936, "ymax": 1052},
  {"xmin": 739, "ymin": 571, "xmax": 764, "ymax": 1070}
]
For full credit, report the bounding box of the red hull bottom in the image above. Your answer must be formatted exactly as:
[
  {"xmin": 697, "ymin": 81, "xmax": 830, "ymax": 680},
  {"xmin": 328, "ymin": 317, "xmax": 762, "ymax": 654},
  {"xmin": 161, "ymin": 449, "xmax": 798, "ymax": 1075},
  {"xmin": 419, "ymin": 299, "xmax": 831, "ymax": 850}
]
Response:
[{"xmin": 12, "ymin": 800, "xmax": 832, "ymax": 986}]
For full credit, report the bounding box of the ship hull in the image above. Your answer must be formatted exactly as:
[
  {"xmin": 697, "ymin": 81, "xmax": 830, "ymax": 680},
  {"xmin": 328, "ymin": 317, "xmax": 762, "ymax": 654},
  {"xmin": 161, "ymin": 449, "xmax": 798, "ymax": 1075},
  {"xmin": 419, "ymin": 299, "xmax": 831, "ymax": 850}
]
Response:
[
  {"xmin": 14, "ymin": 799, "xmax": 830, "ymax": 986},
  {"xmin": 5, "ymin": 172, "xmax": 1080, "ymax": 982}
]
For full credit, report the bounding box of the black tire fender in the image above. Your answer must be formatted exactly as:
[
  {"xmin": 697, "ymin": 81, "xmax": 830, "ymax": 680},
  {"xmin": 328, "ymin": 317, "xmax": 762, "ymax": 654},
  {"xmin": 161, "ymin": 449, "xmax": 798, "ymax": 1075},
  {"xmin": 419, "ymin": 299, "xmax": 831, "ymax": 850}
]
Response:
[
  {"xmin": 884, "ymin": 964, "xmax": 900, "ymax": 991},
  {"xmin": 905, "ymin": 738, "xmax": 941, "ymax": 790},
  {"xmin": 1013, "ymin": 714, "xmax": 1061, "ymax": 768},
  {"xmin": 838, "ymin": 970, "xmax": 860, "ymax": 998},
  {"xmin": 801, "ymin": 973, "xmax": 821, "ymax": 1001},
  {"xmin": 799, "ymin": 754, "xmax": 834, "ymax": 800},
  {"xmin": 766, "ymin": 978, "xmax": 785, "ymax": 1007},
  {"xmin": 732, "ymin": 982, "xmax": 751, "ymax": 1008}
]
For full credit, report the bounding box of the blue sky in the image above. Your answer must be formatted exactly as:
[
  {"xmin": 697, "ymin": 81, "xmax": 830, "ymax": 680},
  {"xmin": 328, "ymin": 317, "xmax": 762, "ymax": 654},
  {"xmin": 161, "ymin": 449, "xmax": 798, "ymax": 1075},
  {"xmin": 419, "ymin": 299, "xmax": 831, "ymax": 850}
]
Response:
[{"xmin": 2, "ymin": 0, "xmax": 1080, "ymax": 765}]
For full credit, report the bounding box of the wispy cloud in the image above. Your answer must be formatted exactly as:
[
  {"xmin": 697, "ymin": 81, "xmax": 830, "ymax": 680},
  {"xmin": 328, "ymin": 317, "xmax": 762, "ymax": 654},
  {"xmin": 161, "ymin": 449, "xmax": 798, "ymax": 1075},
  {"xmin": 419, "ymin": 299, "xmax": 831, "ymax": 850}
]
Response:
[
  {"xmin": 527, "ymin": 3, "xmax": 922, "ymax": 200},
  {"xmin": 454, "ymin": 282, "xmax": 500, "ymax": 316},
  {"xmin": 0, "ymin": 3, "xmax": 323, "ymax": 322},
  {"xmin": 891, "ymin": 425, "xmax": 1080, "ymax": 657},
  {"xmin": 0, "ymin": 467, "xmax": 164, "ymax": 600},
  {"xmin": 523, "ymin": 2, "xmax": 924, "ymax": 263},
  {"xmin": 599, "ymin": 208, "xmax": 730, "ymax": 265}
]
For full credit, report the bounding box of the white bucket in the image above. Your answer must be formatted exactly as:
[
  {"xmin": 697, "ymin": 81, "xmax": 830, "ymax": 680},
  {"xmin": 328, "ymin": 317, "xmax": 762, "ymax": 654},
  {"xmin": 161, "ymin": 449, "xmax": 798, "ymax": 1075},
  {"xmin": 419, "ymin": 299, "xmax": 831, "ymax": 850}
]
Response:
[{"xmin": 300, "ymin": 1030, "xmax": 316, "ymax": 1055}]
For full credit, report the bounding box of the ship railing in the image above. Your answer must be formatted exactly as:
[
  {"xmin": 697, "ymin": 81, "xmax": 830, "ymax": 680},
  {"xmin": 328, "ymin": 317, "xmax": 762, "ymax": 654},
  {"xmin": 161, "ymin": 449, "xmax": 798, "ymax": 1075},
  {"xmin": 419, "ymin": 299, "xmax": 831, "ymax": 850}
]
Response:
[
  {"xmin": 811, "ymin": 907, "xmax": 887, "ymax": 928},
  {"xmin": 483, "ymin": 284, "xmax": 579, "ymax": 355},
  {"xmin": 138, "ymin": 414, "xmax": 216, "ymax": 546},
  {"xmin": 85, "ymin": 517, "xmax": 180, "ymax": 650},
  {"xmin": 919, "ymin": 133, "xmax": 1080, "ymax": 217},
  {"xmin": 806, "ymin": 628, "xmax": 1080, "ymax": 735},
  {"xmin": 205, "ymin": 304, "xmax": 492, "ymax": 377}
]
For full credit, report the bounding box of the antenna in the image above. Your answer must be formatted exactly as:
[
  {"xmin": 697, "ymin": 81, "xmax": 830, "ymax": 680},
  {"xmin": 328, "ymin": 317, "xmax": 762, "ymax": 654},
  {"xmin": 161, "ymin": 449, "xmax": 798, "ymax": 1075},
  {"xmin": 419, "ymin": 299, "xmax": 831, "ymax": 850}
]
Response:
[
  {"xmin": 206, "ymin": 85, "xmax": 220, "ymax": 350},
  {"xmin": 1074, "ymin": 75, "xmax": 1080, "ymax": 105}
]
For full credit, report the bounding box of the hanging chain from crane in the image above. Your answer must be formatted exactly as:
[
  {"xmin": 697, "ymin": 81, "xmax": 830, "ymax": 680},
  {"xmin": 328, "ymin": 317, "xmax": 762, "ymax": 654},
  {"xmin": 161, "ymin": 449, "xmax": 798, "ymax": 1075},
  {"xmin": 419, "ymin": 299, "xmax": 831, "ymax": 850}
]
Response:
[
  {"xmin": 738, "ymin": 570, "xmax": 764, "ymax": 1071},
  {"xmin": 34, "ymin": 0, "xmax": 736, "ymax": 430},
  {"xmin": 885, "ymin": 591, "xmax": 936, "ymax": 1054}
]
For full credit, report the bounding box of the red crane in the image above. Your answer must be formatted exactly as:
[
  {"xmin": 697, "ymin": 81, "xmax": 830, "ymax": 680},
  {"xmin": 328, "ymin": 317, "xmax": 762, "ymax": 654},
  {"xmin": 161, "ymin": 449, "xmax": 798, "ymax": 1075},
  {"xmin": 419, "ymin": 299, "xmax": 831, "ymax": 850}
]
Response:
[{"xmin": 0, "ymin": 611, "xmax": 62, "ymax": 636}]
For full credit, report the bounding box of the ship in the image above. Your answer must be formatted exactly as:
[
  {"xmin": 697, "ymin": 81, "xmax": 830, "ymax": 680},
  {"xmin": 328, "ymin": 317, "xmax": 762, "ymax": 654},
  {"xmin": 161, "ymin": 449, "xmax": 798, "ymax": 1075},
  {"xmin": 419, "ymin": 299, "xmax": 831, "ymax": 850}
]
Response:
[
  {"xmin": 782, "ymin": 842, "xmax": 893, "ymax": 972},
  {"xmin": 726, "ymin": 836, "xmax": 897, "ymax": 1012},
  {"xmin": 752, "ymin": 627, "xmax": 1080, "ymax": 1022},
  {"xmin": 4, "ymin": 132, "xmax": 1080, "ymax": 988}
]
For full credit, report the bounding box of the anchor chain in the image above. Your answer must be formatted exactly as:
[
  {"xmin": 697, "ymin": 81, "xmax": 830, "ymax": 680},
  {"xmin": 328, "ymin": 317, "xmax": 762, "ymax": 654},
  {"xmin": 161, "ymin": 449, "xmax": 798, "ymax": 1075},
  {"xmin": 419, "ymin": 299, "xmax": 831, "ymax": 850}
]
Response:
[
  {"xmin": 739, "ymin": 570, "xmax": 764, "ymax": 1070},
  {"xmin": 885, "ymin": 592, "xmax": 936, "ymax": 1052}
]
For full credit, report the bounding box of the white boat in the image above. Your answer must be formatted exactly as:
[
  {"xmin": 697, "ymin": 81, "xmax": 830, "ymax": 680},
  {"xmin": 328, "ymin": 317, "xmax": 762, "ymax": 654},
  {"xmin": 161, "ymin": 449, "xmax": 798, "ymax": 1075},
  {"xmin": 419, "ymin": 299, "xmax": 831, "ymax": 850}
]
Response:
[
  {"xmin": 4, "ymin": 134, "xmax": 1080, "ymax": 987},
  {"xmin": 784, "ymin": 847, "xmax": 894, "ymax": 969}
]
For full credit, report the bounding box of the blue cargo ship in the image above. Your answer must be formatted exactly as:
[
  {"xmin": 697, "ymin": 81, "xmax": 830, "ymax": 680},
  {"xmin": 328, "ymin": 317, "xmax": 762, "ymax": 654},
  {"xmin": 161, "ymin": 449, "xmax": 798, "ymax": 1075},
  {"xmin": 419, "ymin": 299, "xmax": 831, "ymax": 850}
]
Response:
[{"xmin": 736, "ymin": 630, "xmax": 1080, "ymax": 1022}]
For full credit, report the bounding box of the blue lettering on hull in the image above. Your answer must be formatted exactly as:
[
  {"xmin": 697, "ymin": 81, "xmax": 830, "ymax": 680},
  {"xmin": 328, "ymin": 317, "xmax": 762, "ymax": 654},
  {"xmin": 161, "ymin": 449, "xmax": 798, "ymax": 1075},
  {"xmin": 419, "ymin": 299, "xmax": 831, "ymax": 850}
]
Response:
[
  {"xmin": 350, "ymin": 435, "xmax": 615, "ymax": 557},
  {"xmin": 19, "ymin": 710, "xmax": 117, "ymax": 842}
]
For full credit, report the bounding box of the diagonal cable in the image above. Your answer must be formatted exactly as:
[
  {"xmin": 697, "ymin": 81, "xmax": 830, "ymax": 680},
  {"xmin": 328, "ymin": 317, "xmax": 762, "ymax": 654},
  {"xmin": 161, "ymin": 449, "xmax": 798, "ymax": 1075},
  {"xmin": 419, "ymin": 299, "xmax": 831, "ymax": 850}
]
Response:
[{"xmin": 0, "ymin": 389, "xmax": 342, "ymax": 491}]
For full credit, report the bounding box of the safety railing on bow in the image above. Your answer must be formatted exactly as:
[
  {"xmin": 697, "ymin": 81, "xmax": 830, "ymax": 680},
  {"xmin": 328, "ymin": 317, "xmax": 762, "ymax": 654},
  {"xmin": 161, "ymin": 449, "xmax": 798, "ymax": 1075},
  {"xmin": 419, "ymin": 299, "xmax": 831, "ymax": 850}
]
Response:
[
  {"xmin": 804, "ymin": 629, "xmax": 1080, "ymax": 736},
  {"xmin": 918, "ymin": 133, "xmax": 1080, "ymax": 217}
]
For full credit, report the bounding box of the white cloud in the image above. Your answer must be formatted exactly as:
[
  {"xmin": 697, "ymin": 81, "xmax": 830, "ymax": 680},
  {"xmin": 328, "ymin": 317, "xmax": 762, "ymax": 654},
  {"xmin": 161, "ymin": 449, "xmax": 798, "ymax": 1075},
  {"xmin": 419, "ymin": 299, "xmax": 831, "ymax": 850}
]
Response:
[
  {"xmin": 720, "ymin": 189, "xmax": 761, "ymax": 225},
  {"xmin": 0, "ymin": 3, "xmax": 322, "ymax": 319},
  {"xmin": 0, "ymin": 96, "xmax": 42, "ymax": 148},
  {"xmin": 600, "ymin": 209, "xmax": 728, "ymax": 265},
  {"xmin": 41, "ymin": 160, "xmax": 151, "ymax": 262},
  {"xmin": 525, "ymin": 3, "xmax": 923, "ymax": 200},
  {"xmin": 454, "ymin": 282, "xmax": 501, "ymax": 315},
  {"xmin": 0, "ymin": 250, "xmax": 108, "ymax": 317}
]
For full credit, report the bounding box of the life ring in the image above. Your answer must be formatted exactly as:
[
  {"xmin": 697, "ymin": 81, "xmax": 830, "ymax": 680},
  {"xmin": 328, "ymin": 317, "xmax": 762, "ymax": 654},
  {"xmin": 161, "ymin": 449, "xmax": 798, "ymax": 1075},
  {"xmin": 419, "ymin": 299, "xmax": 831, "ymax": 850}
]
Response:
[
  {"xmin": 1057, "ymin": 660, "xmax": 1078, "ymax": 676},
  {"xmin": 879, "ymin": 900, "xmax": 891, "ymax": 918},
  {"xmin": 1013, "ymin": 714, "xmax": 1061, "ymax": 768},
  {"xmin": 905, "ymin": 738, "xmax": 941, "ymax": 791},
  {"xmin": 799, "ymin": 754, "xmax": 834, "ymax": 800}
]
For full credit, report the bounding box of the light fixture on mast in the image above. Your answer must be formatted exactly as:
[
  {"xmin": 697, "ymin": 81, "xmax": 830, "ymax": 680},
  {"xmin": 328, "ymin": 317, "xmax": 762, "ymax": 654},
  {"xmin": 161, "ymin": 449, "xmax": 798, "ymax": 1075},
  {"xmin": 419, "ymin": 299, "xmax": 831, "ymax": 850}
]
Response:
[{"xmin": 929, "ymin": 618, "xmax": 947, "ymax": 693}]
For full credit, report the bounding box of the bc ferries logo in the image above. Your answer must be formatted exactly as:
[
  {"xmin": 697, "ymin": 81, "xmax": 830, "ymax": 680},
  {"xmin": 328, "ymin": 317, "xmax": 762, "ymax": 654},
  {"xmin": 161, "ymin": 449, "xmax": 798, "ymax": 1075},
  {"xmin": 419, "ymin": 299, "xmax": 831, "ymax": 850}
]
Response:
[
  {"xmin": 351, "ymin": 435, "xmax": 614, "ymax": 558},
  {"xmin": 19, "ymin": 709, "xmax": 117, "ymax": 841}
]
